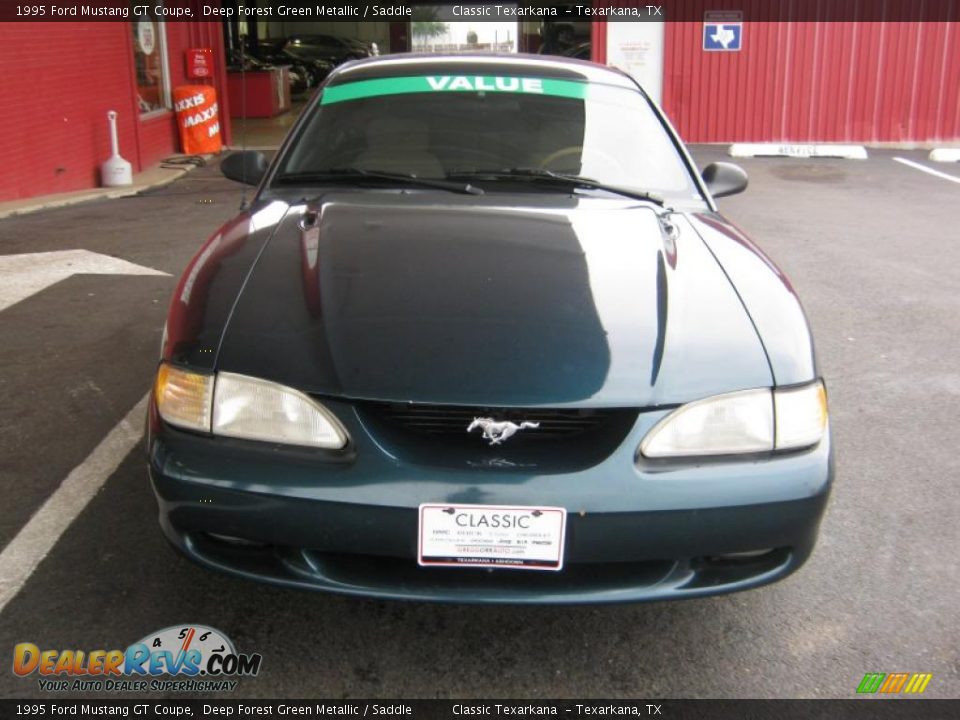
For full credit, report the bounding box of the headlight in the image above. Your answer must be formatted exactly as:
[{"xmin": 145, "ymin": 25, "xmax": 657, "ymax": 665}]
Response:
[
  {"xmin": 212, "ymin": 372, "xmax": 348, "ymax": 449},
  {"xmin": 640, "ymin": 388, "xmax": 773, "ymax": 458},
  {"xmin": 640, "ymin": 381, "xmax": 827, "ymax": 458},
  {"xmin": 154, "ymin": 365, "xmax": 348, "ymax": 449},
  {"xmin": 154, "ymin": 364, "xmax": 214, "ymax": 432}
]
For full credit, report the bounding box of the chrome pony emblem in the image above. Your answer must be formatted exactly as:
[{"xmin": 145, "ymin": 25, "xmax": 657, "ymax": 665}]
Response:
[{"xmin": 467, "ymin": 417, "xmax": 540, "ymax": 445}]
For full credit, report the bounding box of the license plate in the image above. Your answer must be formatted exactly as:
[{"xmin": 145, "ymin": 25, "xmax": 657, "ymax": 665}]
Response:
[{"xmin": 418, "ymin": 503, "xmax": 567, "ymax": 571}]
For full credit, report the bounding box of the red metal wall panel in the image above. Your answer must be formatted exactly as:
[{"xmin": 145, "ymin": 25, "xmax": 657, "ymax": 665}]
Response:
[
  {"xmin": 591, "ymin": 19, "xmax": 608, "ymax": 63},
  {"xmin": 0, "ymin": 17, "xmax": 229, "ymax": 202},
  {"xmin": 660, "ymin": 1, "xmax": 960, "ymax": 142},
  {"xmin": 0, "ymin": 22, "xmax": 140, "ymax": 201}
]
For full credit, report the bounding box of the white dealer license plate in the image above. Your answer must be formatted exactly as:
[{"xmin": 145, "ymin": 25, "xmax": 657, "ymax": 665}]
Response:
[{"xmin": 418, "ymin": 503, "xmax": 567, "ymax": 571}]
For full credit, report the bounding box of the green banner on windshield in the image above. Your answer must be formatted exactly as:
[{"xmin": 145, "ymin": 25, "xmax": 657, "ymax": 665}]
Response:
[{"xmin": 320, "ymin": 75, "xmax": 589, "ymax": 105}]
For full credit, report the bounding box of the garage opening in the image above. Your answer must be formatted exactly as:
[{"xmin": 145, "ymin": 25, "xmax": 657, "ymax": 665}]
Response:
[{"xmin": 220, "ymin": 1, "xmax": 604, "ymax": 148}]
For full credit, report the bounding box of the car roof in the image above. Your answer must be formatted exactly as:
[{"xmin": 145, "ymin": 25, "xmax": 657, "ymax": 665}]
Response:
[{"xmin": 327, "ymin": 53, "xmax": 640, "ymax": 91}]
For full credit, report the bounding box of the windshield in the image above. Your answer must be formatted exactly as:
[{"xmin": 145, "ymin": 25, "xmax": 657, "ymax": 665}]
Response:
[{"xmin": 275, "ymin": 75, "xmax": 702, "ymax": 202}]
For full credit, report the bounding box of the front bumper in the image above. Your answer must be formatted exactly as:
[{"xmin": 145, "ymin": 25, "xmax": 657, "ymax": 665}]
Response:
[{"xmin": 147, "ymin": 399, "xmax": 833, "ymax": 604}]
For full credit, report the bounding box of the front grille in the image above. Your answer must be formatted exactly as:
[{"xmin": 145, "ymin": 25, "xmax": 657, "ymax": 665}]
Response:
[
  {"xmin": 356, "ymin": 402, "xmax": 639, "ymax": 472},
  {"xmin": 371, "ymin": 403, "xmax": 612, "ymax": 438}
]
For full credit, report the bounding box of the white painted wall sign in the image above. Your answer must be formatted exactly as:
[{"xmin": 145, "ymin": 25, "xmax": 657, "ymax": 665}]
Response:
[{"xmin": 605, "ymin": 22, "xmax": 665, "ymax": 104}]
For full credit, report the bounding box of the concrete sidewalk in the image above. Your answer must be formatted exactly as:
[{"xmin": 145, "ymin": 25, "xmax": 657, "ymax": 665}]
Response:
[
  {"xmin": 0, "ymin": 101, "xmax": 308, "ymax": 221},
  {"xmin": 229, "ymin": 99, "xmax": 307, "ymax": 150},
  {"xmin": 0, "ymin": 157, "xmax": 210, "ymax": 221}
]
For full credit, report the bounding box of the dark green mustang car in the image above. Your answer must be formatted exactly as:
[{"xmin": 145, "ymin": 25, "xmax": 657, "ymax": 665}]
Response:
[{"xmin": 147, "ymin": 54, "xmax": 832, "ymax": 603}]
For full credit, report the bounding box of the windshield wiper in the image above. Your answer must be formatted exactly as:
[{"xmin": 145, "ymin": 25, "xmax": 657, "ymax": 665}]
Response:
[
  {"xmin": 274, "ymin": 168, "xmax": 483, "ymax": 195},
  {"xmin": 446, "ymin": 167, "xmax": 663, "ymax": 205}
]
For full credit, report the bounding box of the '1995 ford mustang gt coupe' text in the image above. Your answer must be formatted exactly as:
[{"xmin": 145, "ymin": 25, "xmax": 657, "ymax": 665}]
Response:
[{"xmin": 147, "ymin": 54, "xmax": 832, "ymax": 603}]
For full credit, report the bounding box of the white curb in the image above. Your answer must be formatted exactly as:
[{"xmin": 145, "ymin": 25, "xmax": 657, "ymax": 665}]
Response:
[
  {"xmin": 729, "ymin": 143, "xmax": 868, "ymax": 160},
  {"xmin": 929, "ymin": 148, "xmax": 960, "ymax": 162}
]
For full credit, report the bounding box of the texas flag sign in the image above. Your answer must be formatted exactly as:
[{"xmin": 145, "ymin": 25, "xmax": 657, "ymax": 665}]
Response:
[{"xmin": 703, "ymin": 22, "xmax": 743, "ymax": 51}]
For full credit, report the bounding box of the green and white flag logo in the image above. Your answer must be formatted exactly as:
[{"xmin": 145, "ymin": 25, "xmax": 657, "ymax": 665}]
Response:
[{"xmin": 321, "ymin": 75, "xmax": 589, "ymax": 105}]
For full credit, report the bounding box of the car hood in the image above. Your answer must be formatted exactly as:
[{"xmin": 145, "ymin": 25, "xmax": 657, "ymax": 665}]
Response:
[{"xmin": 216, "ymin": 194, "xmax": 772, "ymax": 407}]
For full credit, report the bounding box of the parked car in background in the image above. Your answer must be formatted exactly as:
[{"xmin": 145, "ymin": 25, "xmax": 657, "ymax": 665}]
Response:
[
  {"xmin": 285, "ymin": 34, "xmax": 378, "ymax": 66},
  {"xmin": 228, "ymin": 48, "xmax": 310, "ymax": 95},
  {"xmin": 151, "ymin": 54, "xmax": 832, "ymax": 605},
  {"xmin": 253, "ymin": 40, "xmax": 334, "ymax": 88},
  {"xmin": 538, "ymin": 20, "xmax": 590, "ymax": 56},
  {"xmin": 561, "ymin": 42, "xmax": 591, "ymax": 61}
]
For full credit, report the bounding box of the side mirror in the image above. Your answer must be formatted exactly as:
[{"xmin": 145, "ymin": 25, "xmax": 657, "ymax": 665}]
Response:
[
  {"xmin": 701, "ymin": 162, "xmax": 749, "ymax": 198},
  {"xmin": 221, "ymin": 151, "xmax": 269, "ymax": 186}
]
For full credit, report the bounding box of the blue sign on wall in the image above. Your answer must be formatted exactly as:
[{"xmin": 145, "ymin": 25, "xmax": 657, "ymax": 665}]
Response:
[{"xmin": 703, "ymin": 23, "xmax": 743, "ymax": 51}]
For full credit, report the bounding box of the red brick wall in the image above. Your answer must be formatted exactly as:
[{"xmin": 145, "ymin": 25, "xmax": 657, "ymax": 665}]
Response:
[{"xmin": 0, "ymin": 19, "xmax": 229, "ymax": 202}]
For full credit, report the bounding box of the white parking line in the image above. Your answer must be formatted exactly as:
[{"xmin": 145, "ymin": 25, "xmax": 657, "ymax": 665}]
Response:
[
  {"xmin": 893, "ymin": 156, "xmax": 960, "ymax": 185},
  {"xmin": 0, "ymin": 393, "xmax": 148, "ymax": 614},
  {"xmin": 0, "ymin": 250, "xmax": 168, "ymax": 314}
]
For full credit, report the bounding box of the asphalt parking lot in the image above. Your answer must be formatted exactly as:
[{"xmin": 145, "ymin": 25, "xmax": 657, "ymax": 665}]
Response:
[{"xmin": 0, "ymin": 147, "xmax": 957, "ymax": 699}]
